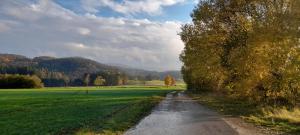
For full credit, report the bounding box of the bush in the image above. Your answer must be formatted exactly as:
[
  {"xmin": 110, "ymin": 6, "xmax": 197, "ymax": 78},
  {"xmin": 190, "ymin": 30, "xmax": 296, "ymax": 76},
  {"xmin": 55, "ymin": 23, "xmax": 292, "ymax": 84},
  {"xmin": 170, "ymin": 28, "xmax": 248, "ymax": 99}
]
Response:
[{"xmin": 0, "ymin": 74, "xmax": 43, "ymax": 88}]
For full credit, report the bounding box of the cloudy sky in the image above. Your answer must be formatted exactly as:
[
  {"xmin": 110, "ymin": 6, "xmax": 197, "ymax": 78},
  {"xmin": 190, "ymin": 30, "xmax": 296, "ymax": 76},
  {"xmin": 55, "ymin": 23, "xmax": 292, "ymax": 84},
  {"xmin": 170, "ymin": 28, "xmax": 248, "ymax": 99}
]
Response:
[{"xmin": 0, "ymin": 0, "xmax": 196, "ymax": 71}]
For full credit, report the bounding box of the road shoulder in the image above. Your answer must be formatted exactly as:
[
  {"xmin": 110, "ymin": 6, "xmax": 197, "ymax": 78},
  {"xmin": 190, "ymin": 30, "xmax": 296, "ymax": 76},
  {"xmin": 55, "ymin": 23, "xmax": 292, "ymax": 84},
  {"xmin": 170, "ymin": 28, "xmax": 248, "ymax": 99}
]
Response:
[{"xmin": 190, "ymin": 92, "xmax": 282, "ymax": 135}]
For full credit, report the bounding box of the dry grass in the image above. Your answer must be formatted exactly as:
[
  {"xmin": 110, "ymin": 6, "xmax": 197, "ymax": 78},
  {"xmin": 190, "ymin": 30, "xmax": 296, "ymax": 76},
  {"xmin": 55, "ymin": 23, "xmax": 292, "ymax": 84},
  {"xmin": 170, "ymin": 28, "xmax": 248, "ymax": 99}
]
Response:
[
  {"xmin": 262, "ymin": 108, "xmax": 300, "ymax": 124},
  {"xmin": 190, "ymin": 92, "xmax": 300, "ymax": 134},
  {"xmin": 245, "ymin": 107, "xmax": 300, "ymax": 134}
]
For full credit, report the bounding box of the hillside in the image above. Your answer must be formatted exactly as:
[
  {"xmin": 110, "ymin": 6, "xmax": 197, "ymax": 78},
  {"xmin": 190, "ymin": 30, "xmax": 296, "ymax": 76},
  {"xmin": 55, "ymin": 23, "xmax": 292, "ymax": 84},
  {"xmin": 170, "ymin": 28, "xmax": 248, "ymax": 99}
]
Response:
[
  {"xmin": 0, "ymin": 54, "xmax": 36, "ymax": 67},
  {"xmin": 0, "ymin": 54, "xmax": 117, "ymax": 79},
  {"xmin": 116, "ymin": 66, "xmax": 182, "ymax": 80},
  {"xmin": 37, "ymin": 57, "xmax": 118, "ymax": 79},
  {"xmin": 0, "ymin": 54, "xmax": 182, "ymax": 81}
]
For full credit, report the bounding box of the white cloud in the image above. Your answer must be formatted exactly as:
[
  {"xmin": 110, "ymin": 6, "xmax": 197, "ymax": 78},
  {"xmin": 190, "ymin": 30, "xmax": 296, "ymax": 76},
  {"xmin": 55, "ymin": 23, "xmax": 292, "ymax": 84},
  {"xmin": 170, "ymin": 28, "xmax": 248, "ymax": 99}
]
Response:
[
  {"xmin": 0, "ymin": 0, "xmax": 184, "ymax": 71},
  {"xmin": 66, "ymin": 43, "xmax": 88, "ymax": 49},
  {"xmin": 81, "ymin": 0, "xmax": 185, "ymax": 15},
  {"xmin": 77, "ymin": 27, "xmax": 91, "ymax": 35},
  {"xmin": 0, "ymin": 22, "xmax": 10, "ymax": 32}
]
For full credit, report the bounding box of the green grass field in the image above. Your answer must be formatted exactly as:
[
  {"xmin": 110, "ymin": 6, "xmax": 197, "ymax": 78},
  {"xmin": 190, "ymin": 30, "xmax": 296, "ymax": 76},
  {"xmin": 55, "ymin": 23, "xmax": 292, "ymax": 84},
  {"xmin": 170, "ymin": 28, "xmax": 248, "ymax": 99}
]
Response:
[{"xmin": 0, "ymin": 86, "xmax": 183, "ymax": 135}]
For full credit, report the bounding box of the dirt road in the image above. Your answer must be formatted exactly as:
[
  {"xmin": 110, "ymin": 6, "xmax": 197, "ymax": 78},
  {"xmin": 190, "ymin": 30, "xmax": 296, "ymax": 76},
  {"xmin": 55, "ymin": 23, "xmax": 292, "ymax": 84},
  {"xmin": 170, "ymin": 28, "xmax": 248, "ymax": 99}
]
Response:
[{"xmin": 125, "ymin": 92, "xmax": 262, "ymax": 135}]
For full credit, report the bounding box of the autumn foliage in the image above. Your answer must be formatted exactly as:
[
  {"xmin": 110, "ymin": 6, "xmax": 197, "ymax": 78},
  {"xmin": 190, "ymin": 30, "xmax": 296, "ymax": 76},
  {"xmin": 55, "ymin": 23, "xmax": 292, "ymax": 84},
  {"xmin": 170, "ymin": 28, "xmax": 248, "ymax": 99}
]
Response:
[
  {"xmin": 164, "ymin": 75, "xmax": 176, "ymax": 86},
  {"xmin": 180, "ymin": 0, "xmax": 300, "ymax": 106}
]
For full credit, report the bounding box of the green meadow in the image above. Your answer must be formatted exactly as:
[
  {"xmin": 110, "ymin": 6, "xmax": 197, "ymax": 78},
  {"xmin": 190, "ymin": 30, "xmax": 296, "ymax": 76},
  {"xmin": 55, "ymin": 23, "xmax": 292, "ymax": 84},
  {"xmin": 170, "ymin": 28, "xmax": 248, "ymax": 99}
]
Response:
[{"xmin": 0, "ymin": 86, "xmax": 183, "ymax": 135}]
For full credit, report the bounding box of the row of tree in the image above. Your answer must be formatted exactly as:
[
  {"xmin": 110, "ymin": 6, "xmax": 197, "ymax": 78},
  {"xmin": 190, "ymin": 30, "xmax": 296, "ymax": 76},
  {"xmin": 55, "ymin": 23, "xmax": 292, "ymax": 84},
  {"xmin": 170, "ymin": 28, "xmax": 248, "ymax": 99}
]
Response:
[
  {"xmin": 0, "ymin": 65, "xmax": 131, "ymax": 87},
  {"xmin": 82, "ymin": 72, "xmax": 128, "ymax": 86},
  {"xmin": 180, "ymin": 0, "xmax": 300, "ymax": 106}
]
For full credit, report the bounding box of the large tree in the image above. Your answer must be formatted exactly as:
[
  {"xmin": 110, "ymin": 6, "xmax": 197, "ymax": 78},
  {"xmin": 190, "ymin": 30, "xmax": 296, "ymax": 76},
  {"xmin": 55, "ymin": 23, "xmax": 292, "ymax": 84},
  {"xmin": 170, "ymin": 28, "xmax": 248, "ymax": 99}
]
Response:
[{"xmin": 180, "ymin": 0, "xmax": 300, "ymax": 106}]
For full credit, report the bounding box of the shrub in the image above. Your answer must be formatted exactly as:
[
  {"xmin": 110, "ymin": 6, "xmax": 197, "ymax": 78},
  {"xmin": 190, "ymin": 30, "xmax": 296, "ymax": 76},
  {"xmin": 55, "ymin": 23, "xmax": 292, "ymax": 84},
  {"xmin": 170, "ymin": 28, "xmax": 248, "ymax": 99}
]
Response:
[{"xmin": 0, "ymin": 74, "xmax": 43, "ymax": 88}]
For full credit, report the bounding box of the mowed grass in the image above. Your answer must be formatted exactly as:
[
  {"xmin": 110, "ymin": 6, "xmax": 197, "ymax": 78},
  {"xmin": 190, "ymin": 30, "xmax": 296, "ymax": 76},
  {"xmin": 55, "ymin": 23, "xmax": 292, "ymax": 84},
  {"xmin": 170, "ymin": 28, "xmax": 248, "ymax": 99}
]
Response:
[{"xmin": 0, "ymin": 86, "xmax": 183, "ymax": 135}]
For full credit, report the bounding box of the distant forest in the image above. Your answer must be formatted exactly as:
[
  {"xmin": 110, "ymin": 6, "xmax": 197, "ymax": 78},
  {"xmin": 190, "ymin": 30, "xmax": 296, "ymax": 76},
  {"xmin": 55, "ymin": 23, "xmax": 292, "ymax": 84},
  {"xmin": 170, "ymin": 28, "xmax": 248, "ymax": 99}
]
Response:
[{"xmin": 0, "ymin": 54, "xmax": 182, "ymax": 87}]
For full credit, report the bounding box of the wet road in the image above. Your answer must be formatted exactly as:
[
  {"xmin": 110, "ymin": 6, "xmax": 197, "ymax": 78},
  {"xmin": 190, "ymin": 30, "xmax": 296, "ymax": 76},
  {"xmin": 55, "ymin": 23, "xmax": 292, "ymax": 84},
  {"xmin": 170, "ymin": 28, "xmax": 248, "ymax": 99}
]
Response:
[{"xmin": 125, "ymin": 92, "xmax": 239, "ymax": 135}]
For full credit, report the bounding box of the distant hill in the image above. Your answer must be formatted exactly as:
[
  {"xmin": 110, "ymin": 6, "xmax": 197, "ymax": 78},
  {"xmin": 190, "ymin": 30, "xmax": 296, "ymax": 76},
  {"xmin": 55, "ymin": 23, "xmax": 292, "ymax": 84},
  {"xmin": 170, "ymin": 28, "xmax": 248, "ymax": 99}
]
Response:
[
  {"xmin": 116, "ymin": 66, "xmax": 182, "ymax": 80},
  {"xmin": 0, "ymin": 54, "xmax": 117, "ymax": 79},
  {"xmin": 0, "ymin": 54, "xmax": 36, "ymax": 67},
  {"xmin": 0, "ymin": 53, "xmax": 182, "ymax": 80},
  {"xmin": 37, "ymin": 57, "xmax": 118, "ymax": 79},
  {"xmin": 107, "ymin": 63, "xmax": 182, "ymax": 80},
  {"xmin": 32, "ymin": 56, "xmax": 56, "ymax": 62}
]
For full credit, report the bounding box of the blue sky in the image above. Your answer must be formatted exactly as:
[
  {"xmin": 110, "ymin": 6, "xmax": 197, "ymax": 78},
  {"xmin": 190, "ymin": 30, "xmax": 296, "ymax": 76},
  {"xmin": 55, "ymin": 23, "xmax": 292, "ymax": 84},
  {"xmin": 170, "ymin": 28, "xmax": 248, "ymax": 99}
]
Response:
[
  {"xmin": 0, "ymin": 0, "xmax": 197, "ymax": 71},
  {"xmin": 54, "ymin": 0, "xmax": 196, "ymax": 22}
]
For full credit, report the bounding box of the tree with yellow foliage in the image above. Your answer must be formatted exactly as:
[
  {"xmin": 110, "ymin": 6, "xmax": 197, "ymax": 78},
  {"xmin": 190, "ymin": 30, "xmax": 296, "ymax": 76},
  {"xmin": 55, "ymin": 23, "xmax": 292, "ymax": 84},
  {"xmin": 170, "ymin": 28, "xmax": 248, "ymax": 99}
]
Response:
[
  {"xmin": 164, "ymin": 75, "xmax": 175, "ymax": 86},
  {"xmin": 180, "ymin": 0, "xmax": 300, "ymax": 106}
]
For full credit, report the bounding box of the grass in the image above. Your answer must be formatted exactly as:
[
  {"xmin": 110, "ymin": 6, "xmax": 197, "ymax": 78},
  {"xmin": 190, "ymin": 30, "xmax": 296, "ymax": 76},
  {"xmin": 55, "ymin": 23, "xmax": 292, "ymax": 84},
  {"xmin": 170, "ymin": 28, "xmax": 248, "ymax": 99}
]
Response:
[
  {"xmin": 189, "ymin": 92, "xmax": 300, "ymax": 134},
  {"xmin": 262, "ymin": 108, "xmax": 300, "ymax": 124},
  {"xmin": 0, "ymin": 86, "xmax": 183, "ymax": 135},
  {"xmin": 246, "ymin": 108, "xmax": 300, "ymax": 134}
]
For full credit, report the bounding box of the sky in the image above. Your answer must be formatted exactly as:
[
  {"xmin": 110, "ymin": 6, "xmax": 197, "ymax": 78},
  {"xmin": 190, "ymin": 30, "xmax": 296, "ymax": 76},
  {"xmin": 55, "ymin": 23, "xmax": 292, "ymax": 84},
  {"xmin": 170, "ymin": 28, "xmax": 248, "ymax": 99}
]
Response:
[{"xmin": 0, "ymin": 0, "xmax": 197, "ymax": 71}]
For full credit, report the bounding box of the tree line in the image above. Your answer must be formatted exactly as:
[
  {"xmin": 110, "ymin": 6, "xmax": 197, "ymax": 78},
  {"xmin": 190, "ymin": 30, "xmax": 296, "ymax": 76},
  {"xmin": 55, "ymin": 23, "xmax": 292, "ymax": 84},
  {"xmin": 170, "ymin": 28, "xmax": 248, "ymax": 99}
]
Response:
[
  {"xmin": 0, "ymin": 66, "xmax": 128, "ymax": 88},
  {"xmin": 0, "ymin": 66, "xmax": 175, "ymax": 88},
  {"xmin": 180, "ymin": 0, "xmax": 300, "ymax": 106},
  {"xmin": 0, "ymin": 54, "xmax": 183, "ymax": 88}
]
